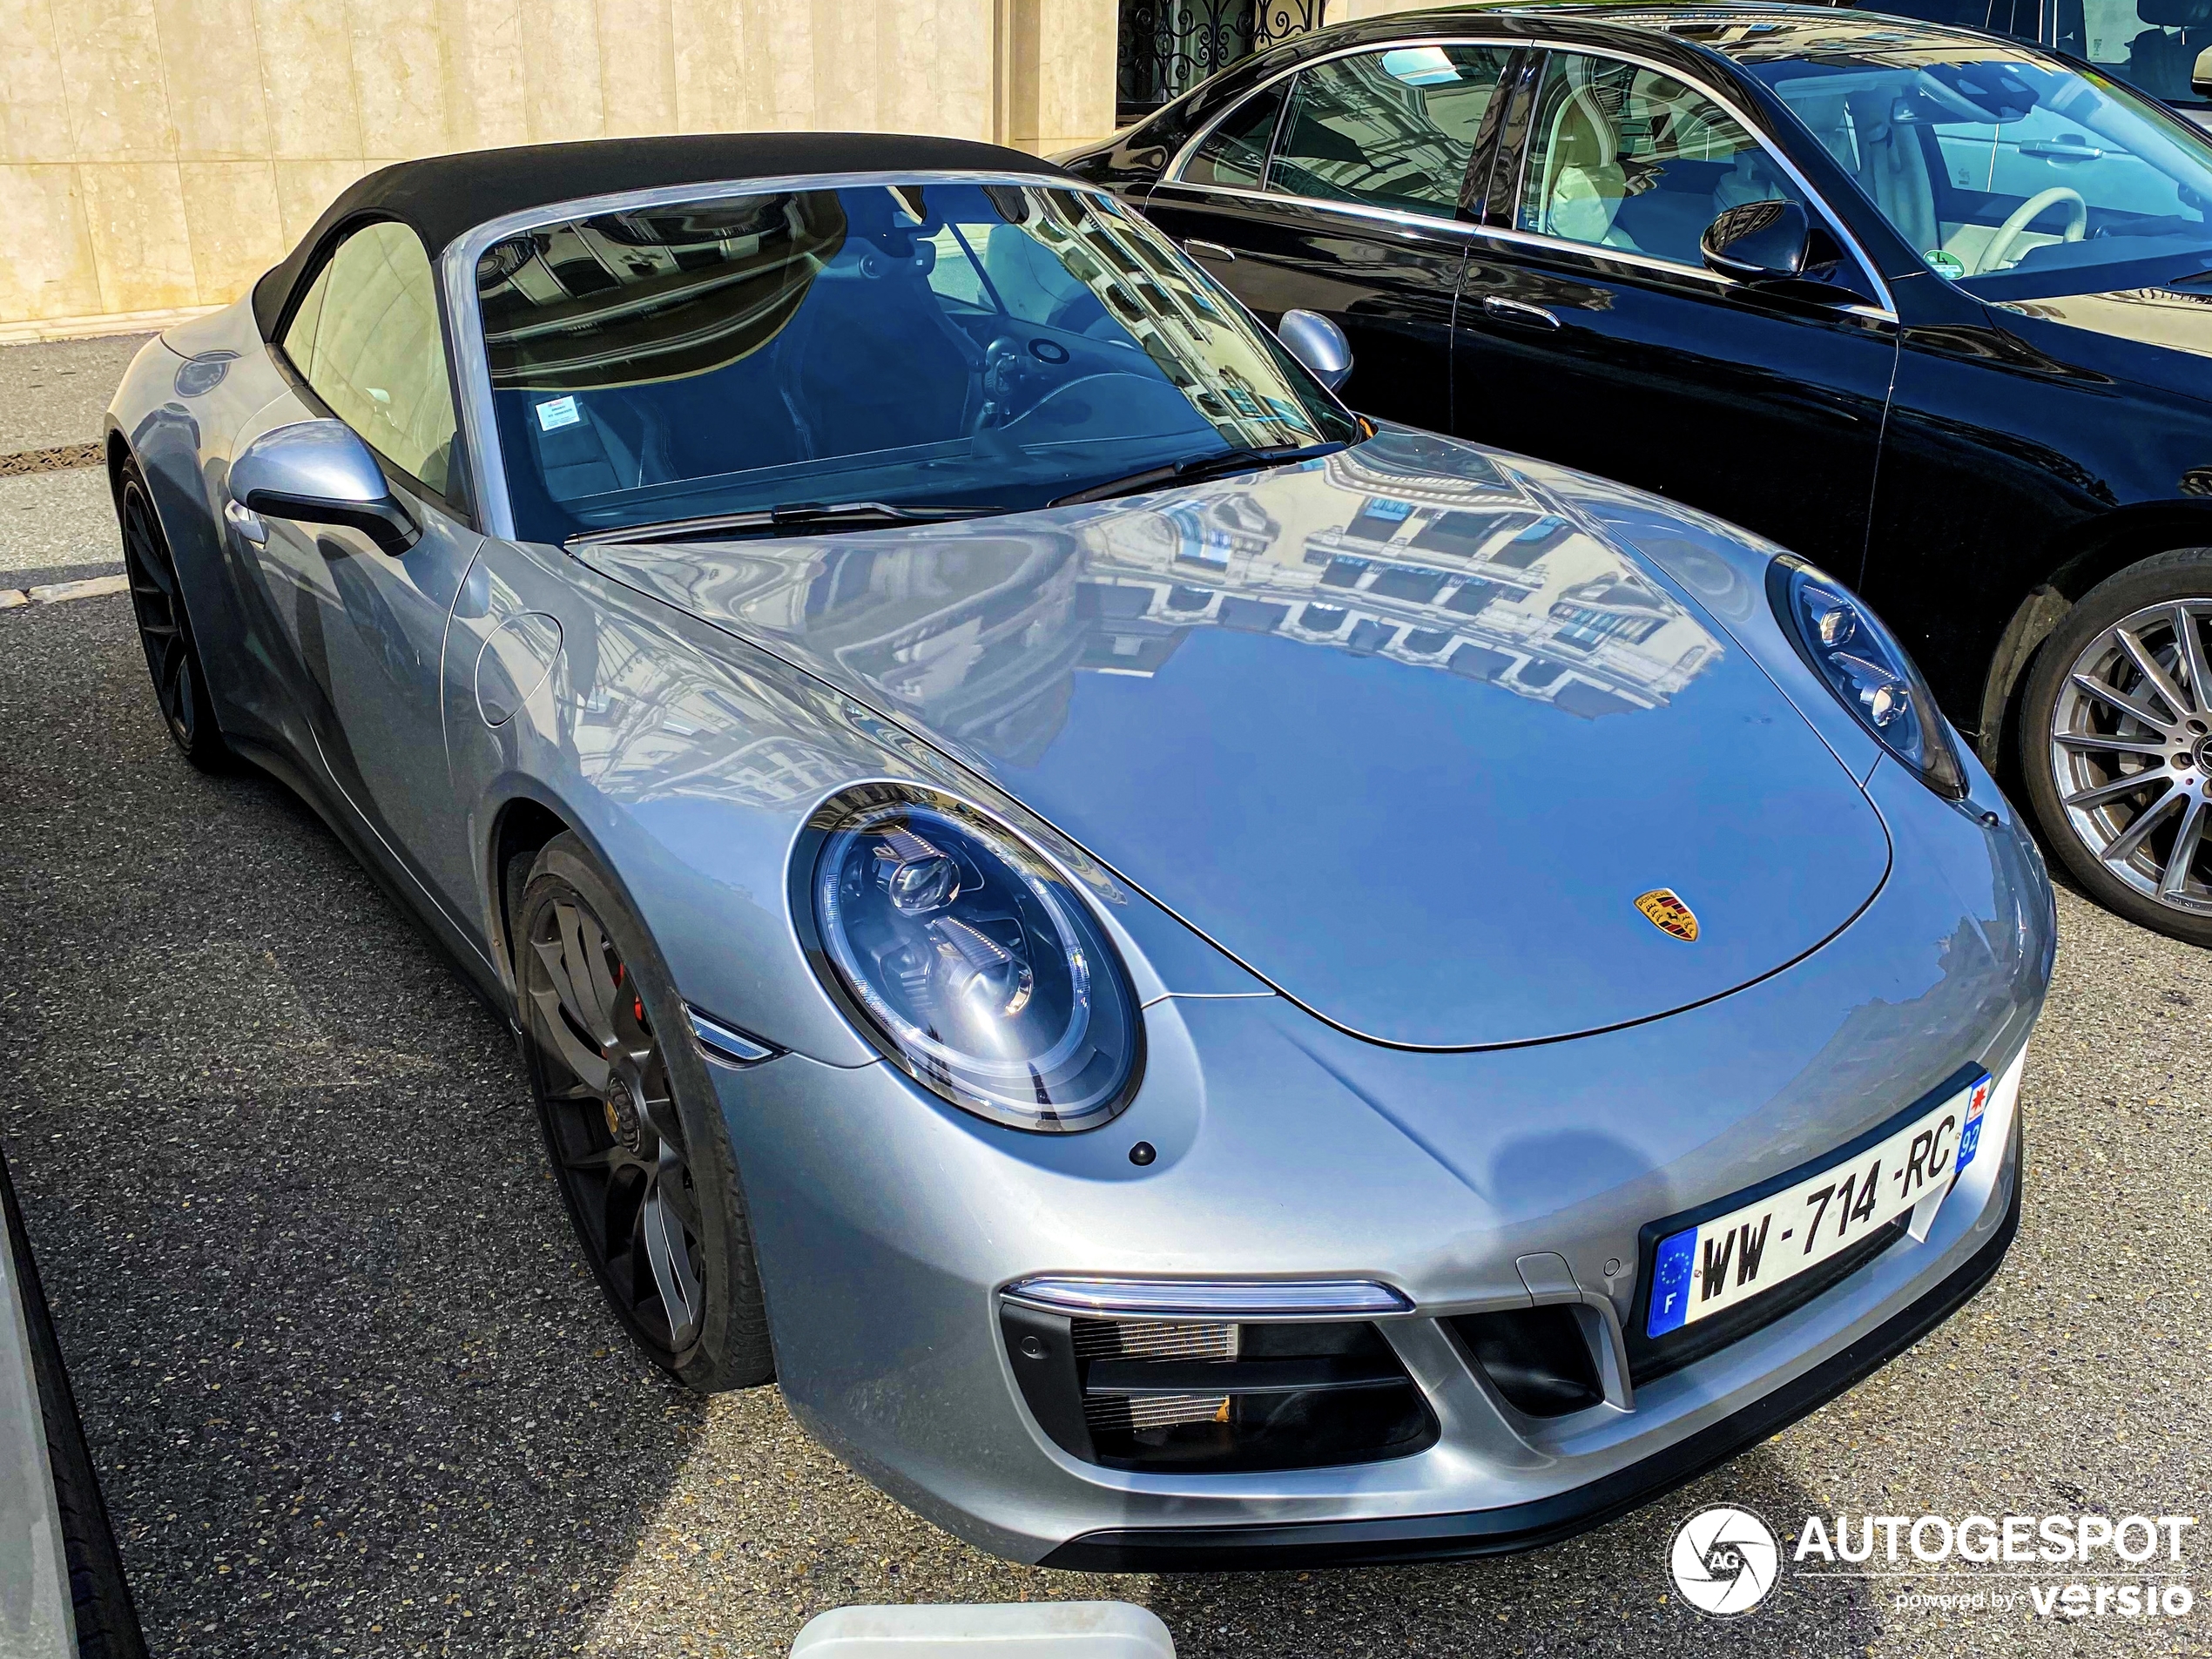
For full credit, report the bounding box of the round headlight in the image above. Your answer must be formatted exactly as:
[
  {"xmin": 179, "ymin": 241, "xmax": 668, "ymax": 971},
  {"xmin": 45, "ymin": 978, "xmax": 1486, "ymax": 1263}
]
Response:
[
  {"xmin": 1768, "ymin": 555, "xmax": 1966, "ymax": 799},
  {"xmin": 799, "ymin": 788, "xmax": 1143, "ymax": 1131}
]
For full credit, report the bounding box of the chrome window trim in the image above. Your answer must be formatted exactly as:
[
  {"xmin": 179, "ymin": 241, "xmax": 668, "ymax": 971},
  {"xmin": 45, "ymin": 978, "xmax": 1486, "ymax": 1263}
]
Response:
[
  {"xmin": 1160, "ymin": 32, "xmax": 1897, "ymax": 319},
  {"xmin": 439, "ymin": 169, "xmax": 1081, "ymax": 543},
  {"xmin": 1154, "ymin": 179, "xmax": 1895, "ymax": 324},
  {"xmin": 1002, "ymin": 1275, "xmax": 1414, "ymax": 1320}
]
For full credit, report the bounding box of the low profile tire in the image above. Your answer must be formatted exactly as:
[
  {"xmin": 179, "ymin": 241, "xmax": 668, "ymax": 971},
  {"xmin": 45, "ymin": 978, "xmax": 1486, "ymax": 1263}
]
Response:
[
  {"xmin": 2021, "ymin": 548, "xmax": 2212, "ymax": 945},
  {"xmin": 514, "ymin": 833, "xmax": 773, "ymax": 1391},
  {"xmin": 115, "ymin": 458, "xmax": 229, "ymax": 770}
]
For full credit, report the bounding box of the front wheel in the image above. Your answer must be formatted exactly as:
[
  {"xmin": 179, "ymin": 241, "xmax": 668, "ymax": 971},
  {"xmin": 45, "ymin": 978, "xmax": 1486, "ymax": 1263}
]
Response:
[
  {"xmin": 2021, "ymin": 549, "xmax": 2212, "ymax": 946},
  {"xmin": 514, "ymin": 834, "xmax": 773, "ymax": 1391},
  {"xmin": 116, "ymin": 458, "xmax": 228, "ymax": 769}
]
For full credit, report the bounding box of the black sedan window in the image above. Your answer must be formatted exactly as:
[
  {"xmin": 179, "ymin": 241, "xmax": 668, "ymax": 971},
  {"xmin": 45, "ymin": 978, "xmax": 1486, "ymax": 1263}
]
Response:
[
  {"xmin": 474, "ymin": 182, "xmax": 1357, "ymax": 544},
  {"xmin": 1740, "ymin": 43, "xmax": 2212, "ymax": 296},
  {"xmin": 1184, "ymin": 81, "xmax": 1288, "ymax": 188},
  {"xmin": 1269, "ymin": 46, "xmax": 1515, "ymax": 217},
  {"xmin": 1518, "ymin": 54, "xmax": 1810, "ymax": 266},
  {"xmin": 2059, "ymin": 0, "xmax": 2212, "ymax": 106}
]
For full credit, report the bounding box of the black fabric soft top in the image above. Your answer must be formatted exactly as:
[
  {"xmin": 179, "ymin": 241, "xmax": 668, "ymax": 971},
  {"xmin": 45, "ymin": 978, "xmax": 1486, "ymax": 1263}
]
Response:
[{"xmin": 249, "ymin": 130, "xmax": 1074, "ymax": 338}]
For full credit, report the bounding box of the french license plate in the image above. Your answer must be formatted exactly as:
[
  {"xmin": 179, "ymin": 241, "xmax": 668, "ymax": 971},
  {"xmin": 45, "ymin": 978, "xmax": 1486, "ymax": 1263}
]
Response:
[{"xmin": 1645, "ymin": 1071, "xmax": 1993, "ymax": 1338}]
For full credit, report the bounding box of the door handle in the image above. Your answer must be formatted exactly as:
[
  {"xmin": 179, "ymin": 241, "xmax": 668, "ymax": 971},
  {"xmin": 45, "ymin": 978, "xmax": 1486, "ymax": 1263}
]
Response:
[
  {"xmin": 1184, "ymin": 239, "xmax": 1238, "ymax": 261},
  {"xmin": 1481, "ymin": 294, "xmax": 1561, "ymax": 329},
  {"xmin": 223, "ymin": 497, "xmax": 267, "ymax": 547}
]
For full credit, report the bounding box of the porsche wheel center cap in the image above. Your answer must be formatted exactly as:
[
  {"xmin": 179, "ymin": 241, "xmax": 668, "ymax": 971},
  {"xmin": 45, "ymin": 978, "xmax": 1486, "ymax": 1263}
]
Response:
[{"xmin": 604, "ymin": 1077, "xmax": 644, "ymax": 1153}]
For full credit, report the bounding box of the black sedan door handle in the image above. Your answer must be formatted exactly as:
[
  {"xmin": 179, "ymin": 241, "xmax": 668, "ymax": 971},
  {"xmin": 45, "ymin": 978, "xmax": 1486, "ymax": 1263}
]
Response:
[
  {"xmin": 1481, "ymin": 294, "xmax": 1561, "ymax": 329},
  {"xmin": 1184, "ymin": 239, "xmax": 1238, "ymax": 262}
]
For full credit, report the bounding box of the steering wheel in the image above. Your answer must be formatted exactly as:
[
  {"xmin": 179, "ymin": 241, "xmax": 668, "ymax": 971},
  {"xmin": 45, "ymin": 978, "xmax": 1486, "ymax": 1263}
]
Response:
[{"xmin": 1973, "ymin": 186, "xmax": 2087, "ymax": 276}]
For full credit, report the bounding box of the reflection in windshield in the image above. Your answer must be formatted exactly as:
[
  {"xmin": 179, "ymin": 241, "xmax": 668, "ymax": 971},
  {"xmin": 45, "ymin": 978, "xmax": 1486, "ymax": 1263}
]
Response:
[
  {"xmin": 1662, "ymin": 15, "xmax": 2212, "ymax": 297},
  {"xmin": 476, "ymin": 181, "xmax": 1354, "ymax": 544}
]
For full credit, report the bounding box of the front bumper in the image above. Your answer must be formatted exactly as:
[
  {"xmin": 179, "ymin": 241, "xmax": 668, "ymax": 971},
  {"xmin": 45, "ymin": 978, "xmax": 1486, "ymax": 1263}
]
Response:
[
  {"xmin": 707, "ymin": 759, "xmax": 2052, "ymax": 1568},
  {"xmin": 1042, "ymin": 1144, "xmax": 2020, "ymax": 1569}
]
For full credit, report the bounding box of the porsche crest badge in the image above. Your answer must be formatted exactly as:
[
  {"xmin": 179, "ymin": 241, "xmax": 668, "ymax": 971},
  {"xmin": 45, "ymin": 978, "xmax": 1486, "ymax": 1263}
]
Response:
[{"xmin": 1635, "ymin": 888, "xmax": 1699, "ymax": 942}]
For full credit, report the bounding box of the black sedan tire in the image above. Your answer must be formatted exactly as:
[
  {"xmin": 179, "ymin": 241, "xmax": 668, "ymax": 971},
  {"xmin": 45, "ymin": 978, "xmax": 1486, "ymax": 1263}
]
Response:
[
  {"xmin": 514, "ymin": 833, "xmax": 775, "ymax": 1391},
  {"xmin": 115, "ymin": 458, "xmax": 229, "ymax": 771},
  {"xmin": 2022, "ymin": 548, "xmax": 2212, "ymax": 947}
]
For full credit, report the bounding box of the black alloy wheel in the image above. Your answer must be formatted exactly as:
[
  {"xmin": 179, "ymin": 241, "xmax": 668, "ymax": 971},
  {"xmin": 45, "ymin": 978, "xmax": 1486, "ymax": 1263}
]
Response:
[
  {"xmin": 515, "ymin": 834, "xmax": 772, "ymax": 1391},
  {"xmin": 116, "ymin": 460, "xmax": 228, "ymax": 769},
  {"xmin": 2022, "ymin": 546, "xmax": 2212, "ymax": 948}
]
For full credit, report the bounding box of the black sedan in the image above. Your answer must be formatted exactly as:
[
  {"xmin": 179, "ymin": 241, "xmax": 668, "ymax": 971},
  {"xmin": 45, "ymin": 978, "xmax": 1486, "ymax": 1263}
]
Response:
[{"xmin": 1063, "ymin": 3, "xmax": 2212, "ymax": 945}]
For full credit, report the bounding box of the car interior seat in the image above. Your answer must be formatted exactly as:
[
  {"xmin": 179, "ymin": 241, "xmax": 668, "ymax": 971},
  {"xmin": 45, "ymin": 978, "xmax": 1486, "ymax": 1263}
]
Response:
[
  {"xmin": 777, "ymin": 203, "xmax": 981, "ymax": 459},
  {"xmin": 1838, "ymin": 91, "xmax": 1941, "ymax": 256},
  {"xmin": 1536, "ymin": 73, "xmax": 1629, "ymax": 246},
  {"xmin": 2128, "ymin": 0, "xmax": 2212, "ymax": 100},
  {"xmin": 528, "ymin": 393, "xmax": 675, "ymax": 502},
  {"xmin": 981, "ymin": 223, "xmax": 1114, "ymax": 338}
]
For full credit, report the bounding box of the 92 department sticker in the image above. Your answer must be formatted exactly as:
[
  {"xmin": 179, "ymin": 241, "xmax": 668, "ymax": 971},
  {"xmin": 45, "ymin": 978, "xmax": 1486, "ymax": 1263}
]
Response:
[{"xmin": 1646, "ymin": 1071, "xmax": 1989, "ymax": 1338}]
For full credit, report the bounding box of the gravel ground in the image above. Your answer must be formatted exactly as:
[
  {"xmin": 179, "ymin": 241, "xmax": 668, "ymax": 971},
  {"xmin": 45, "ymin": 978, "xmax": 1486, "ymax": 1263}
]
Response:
[
  {"xmin": 1, "ymin": 468, "xmax": 125, "ymax": 576},
  {"xmin": 0, "ymin": 427, "xmax": 2206, "ymax": 1656},
  {"xmin": 0, "ymin": 334, "xmax": 154, "ymax": 453}
]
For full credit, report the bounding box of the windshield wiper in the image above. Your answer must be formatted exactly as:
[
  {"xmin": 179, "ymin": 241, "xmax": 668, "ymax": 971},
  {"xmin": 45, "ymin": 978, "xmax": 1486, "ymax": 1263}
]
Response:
[
  {"xmin": 1049, "ymin": 442, "xmax": 1346, "ymax": 508},
  {"xmin": 569, "ymin": 500, "xmax": 1001, "ymax": 548}
]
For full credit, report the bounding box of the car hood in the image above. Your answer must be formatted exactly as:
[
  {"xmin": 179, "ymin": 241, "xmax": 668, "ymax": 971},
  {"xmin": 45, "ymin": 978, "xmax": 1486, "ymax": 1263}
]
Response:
[
  {"xmin": 575, "ymin": 429, "xmax": 1891, "ymax": 1048},
  {"xmin": 1987, "ymin": 276, "xmax": 2212, "ymax": 408}
]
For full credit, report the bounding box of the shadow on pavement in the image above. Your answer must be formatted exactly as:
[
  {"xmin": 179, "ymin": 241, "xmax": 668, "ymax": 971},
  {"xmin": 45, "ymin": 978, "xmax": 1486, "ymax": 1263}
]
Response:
[{"xmin": 0, "ymin": 597, "xmax": 705, "ymax": 1656}]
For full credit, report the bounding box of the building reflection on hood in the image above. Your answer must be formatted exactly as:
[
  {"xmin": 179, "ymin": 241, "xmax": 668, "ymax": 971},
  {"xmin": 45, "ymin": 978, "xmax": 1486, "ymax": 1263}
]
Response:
[
  {"xmin": 560, "ymin": 428, "xmax": 1727, "ymax": 795},
  {"xmin": 798, "ymin": 429, "xmax": 1723, "ymax": 765}
]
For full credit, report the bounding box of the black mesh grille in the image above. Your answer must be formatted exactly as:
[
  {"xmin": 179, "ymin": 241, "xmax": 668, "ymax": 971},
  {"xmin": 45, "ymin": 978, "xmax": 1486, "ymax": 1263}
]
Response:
[{"xmin": 1005, "ymin": 1309, "xmax": 1437, "ymax": 1474}]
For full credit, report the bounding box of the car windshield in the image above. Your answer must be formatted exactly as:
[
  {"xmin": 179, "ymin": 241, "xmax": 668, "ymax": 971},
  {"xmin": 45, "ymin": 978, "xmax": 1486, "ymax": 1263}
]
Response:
[
  {"xmin": 1737, "ymin": 37, "xmax": 2212, "ymax": 298},
  {"xmin": 475, "ymin": 180, "xmax": 1357, "ymax": 543}
]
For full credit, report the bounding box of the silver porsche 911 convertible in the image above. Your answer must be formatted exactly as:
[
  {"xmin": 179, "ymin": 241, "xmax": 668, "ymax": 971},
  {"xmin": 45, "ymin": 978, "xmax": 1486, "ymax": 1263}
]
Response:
[{"xmin": 104, "ymin": 132, "xmax": 2053, "ymax": 1568}]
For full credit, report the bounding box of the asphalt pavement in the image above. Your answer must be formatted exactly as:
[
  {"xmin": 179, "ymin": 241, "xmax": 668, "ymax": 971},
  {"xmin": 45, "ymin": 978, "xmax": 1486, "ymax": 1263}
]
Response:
[{"xmin": 0, "ymin": 340, "xmax": 2206, "ymax": 1659}]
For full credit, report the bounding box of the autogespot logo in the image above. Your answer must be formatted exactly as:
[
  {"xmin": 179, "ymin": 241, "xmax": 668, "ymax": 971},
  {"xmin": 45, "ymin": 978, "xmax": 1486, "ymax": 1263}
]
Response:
[{"xmin": 1670, "ymin": 1505, "xmax": 1784, "ymax": 1616}]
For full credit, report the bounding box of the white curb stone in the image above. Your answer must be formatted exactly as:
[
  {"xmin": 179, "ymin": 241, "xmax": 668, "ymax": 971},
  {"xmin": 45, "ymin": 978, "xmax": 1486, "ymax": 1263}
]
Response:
[{"xmin": 24, "ymin": 574, "xmax": 128, "ymax": 604}]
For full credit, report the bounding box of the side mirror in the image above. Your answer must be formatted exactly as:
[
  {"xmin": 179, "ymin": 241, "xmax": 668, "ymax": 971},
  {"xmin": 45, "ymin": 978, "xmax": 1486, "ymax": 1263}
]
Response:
[
  {"xmin": 2195, "ymin": 44, "xmax": 2212, "ymax": 98},
  {"xmin": 1701, "ymin": 199, "xmax": 1812, "ymax": 285},
  {"xmin": 229, "ymin": 420, "xmax": 420, "ymax": 556},
  {"xmin": 1277, "ymin": 308, "xmax": 1353, "ymax": 392}
]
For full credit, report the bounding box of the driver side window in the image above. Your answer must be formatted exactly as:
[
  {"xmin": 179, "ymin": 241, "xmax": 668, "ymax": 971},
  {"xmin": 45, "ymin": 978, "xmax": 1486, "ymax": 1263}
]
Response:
[
  {"xmin": 280, "ymin": 220, "xmax": 461, "ymax": 500},
  {"xmin": 1517, "ymin": 54, "xmax": 1811, "ymax": 266}
]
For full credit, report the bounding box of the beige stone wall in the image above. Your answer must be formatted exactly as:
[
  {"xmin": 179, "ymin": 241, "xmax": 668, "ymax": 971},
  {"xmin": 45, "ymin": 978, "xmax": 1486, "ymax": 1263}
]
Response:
[{"xmin": 0, "ymin": 0, "xmax": 1116, "ymax": 337}]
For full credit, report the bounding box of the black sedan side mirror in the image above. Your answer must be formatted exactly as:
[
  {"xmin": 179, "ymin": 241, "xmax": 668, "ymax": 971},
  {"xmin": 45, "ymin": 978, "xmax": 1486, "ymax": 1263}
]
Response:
[
  {"xmin": 1277, "ymin": 308, "xmax": 1353, "ymax": 392},
  {"xmin": 1702, "ymin": 199, "xmax": 1813, "ymax": 285},
  {"xmin": 228, "ymin": 420, "xmax": 421, "ymax": 556}
]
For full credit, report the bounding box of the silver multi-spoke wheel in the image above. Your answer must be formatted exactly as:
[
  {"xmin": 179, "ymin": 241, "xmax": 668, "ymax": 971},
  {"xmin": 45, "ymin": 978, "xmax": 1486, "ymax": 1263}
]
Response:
[
  {"xmin": 513, "ymin": 834, "xmax": 774, "ymax": 1390},
  {"xmin": 2049, "ymin": 598, "xmax": 2212, "ymax": 915},
  {"xmin": 527, "ymin": 894, "xmax": 706, "ymax": 1351}
]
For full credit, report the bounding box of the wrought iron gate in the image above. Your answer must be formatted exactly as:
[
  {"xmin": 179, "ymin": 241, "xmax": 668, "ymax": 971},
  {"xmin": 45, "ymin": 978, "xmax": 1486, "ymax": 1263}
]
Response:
[{"xmin": 1116, "ymin": 1, "xmax": 1329, "ymax": 125}]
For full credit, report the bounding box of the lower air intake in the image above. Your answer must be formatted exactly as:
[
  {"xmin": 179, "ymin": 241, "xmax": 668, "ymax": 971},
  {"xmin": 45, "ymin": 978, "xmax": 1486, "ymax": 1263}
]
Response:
[
  {"xmin": 1448, "ymin": 1305, "xmax": 1603, "ymax": 1418},
  {"xmin": 1003, "ymin": 1307, "xmax": 1437, "ymax": 1474},
  {"xmin": 1074, "ymin": 1320, "xmax": 1235, "ymax": 1435}
]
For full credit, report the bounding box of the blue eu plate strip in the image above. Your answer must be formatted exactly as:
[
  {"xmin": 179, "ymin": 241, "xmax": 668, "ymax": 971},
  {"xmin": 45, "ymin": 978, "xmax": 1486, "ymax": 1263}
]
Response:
[{"xmin": 1646, "ymin": 1228, "xmax": 1698, "ymax": 1338}]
